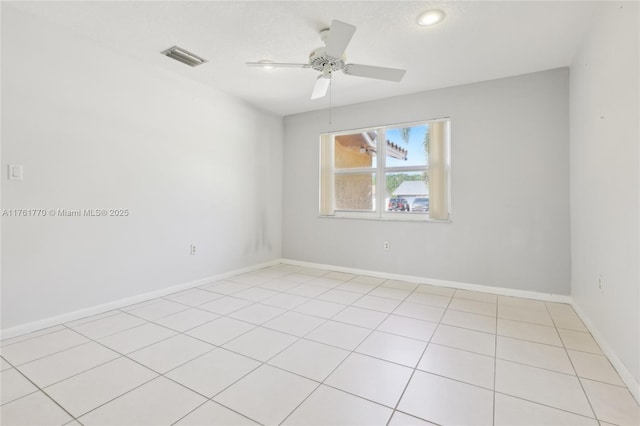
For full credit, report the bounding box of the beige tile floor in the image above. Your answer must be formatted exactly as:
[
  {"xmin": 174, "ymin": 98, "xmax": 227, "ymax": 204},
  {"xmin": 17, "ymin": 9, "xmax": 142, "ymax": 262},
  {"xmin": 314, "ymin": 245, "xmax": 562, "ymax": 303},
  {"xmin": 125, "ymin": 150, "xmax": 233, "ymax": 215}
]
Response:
[{"xmin": 1, "ymin": 264, "xmax": 639, "ymax": 425}]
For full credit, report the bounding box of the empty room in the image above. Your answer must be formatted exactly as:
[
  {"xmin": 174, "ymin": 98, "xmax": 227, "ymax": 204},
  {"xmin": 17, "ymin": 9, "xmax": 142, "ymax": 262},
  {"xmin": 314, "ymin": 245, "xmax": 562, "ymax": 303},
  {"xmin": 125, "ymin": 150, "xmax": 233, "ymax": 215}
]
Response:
[{"xmin": 1, "ymin": 1, "xmax": 638, "ymax": 425}]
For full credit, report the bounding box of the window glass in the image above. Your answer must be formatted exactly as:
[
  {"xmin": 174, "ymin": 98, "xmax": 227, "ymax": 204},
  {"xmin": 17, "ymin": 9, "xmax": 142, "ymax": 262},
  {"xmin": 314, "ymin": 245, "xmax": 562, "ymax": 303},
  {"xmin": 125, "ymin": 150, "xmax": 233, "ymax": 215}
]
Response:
[
  {"xmin": 320, "ymin": 119, "xmax": 449, "ymax": 221},
  {"xmin": 334, "ymin": 173, "xmax": 376, "ymax": 211},
  {"xmin": 334, "ymin": 132, "xmax": 377, "ymax": 169},
  {"xmin": 385, "ymin": 125, "xmax": 428, "ymax": 168},
  {"xmin": 385, "ymin": 171, "xmax": 428, "ymax": 213}
]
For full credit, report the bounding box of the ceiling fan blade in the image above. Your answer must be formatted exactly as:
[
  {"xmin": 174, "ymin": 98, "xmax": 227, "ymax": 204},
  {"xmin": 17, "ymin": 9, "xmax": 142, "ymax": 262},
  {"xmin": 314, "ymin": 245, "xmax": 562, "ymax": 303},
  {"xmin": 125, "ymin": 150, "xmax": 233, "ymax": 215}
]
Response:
[
  {"xmin": 246, "ymin": 62, "xmax": 310, "ymax": 68},
  {"xmin": 324, "ymin": 20, "xmax": 356, "ymax": 59},
  {"xmin": 343, "ymin": 64, "xmax": 406, "ymax": 82},
  {"xmin": 311, "ymin": 75, "xmax": 330, "ymax": 100}
]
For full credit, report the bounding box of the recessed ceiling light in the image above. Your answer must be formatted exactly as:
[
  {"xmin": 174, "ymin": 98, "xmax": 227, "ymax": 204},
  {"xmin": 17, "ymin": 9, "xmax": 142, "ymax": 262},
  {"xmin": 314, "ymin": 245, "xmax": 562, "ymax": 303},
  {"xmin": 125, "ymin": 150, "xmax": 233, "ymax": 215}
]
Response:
[
  {"xmin": 416, "ymin": 9, "xmax": 445, "ymax": 26},
  {"xmin": 258, "ymin": 60, "xmax": 274, "ymax": 70}
]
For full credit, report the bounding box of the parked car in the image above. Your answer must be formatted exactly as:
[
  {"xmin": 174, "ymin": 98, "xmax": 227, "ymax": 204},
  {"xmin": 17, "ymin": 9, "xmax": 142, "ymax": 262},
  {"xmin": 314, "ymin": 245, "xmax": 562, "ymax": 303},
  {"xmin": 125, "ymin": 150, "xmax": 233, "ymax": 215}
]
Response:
[
  {"xmin": 411, "ymin": 197, "xmax": 430, "ymax": 212},
  {"xmin": 388, "ymin": 198, "xmax": 410, "ymax": 211}
]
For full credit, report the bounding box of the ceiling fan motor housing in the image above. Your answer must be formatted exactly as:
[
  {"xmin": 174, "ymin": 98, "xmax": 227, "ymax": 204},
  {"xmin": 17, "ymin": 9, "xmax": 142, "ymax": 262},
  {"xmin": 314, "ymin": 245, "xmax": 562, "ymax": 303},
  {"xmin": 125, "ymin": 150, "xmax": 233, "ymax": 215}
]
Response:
[{"xmin": 309, "ymin": 47, "xmax": 345, "ymax": 74}]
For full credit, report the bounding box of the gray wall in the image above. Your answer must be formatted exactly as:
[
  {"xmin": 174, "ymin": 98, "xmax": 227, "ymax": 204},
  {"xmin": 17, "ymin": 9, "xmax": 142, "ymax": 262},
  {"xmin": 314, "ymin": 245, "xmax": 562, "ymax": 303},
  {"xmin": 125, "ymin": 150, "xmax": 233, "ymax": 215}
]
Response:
[
  {"xmin": 283, "ymin": 69, "xmax": 570, "ymax": 294},
  {"xmin": 570, "ymin": 2, "xmax": 639, "ymax": 385},
  {"xmin": 1, "ymin": 6, "xmax": 283, "ymax": 330}
]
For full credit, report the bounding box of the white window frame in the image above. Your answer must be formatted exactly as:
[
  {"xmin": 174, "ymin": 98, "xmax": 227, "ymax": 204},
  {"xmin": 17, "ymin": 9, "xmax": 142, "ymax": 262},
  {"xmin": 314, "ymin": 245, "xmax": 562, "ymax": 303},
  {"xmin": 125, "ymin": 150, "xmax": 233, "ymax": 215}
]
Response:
[{"xmin": 319, "ymin": 118, "xmax": 451, "ymax": 222}]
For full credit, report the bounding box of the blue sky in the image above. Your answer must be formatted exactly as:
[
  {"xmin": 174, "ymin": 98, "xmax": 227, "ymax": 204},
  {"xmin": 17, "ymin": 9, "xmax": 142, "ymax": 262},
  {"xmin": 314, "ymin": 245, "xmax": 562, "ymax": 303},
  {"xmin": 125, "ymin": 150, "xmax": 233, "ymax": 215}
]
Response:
[{"xmin": 385, "ymin": 125, "xmax": 428, "ymax": 167}]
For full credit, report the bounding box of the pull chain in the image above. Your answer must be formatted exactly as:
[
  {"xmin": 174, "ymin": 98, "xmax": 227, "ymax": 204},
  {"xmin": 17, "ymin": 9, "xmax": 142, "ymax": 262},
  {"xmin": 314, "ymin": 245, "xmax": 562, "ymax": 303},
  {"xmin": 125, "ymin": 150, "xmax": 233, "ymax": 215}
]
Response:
[{"xmin": 329, "ymin": 77, "xmax": 332, "ymax": 125}]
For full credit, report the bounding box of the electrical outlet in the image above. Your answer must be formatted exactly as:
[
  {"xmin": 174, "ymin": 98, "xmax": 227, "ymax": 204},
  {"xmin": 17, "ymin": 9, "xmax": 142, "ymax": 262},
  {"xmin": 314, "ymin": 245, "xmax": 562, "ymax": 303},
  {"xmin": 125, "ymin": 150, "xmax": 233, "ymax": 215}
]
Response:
[
  {"xmin": 190, "ymin": 244, "xmax": 196, "ymax": 255},
  {"xmin": 384, "ymin": 242, "xmax": 390, "ymax": 251}
]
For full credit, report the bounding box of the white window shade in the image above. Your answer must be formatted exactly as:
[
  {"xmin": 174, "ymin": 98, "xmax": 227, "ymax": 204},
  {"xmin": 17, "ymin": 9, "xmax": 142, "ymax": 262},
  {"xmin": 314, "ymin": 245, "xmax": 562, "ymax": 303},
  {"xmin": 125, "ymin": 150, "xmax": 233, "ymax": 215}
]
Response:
[
  {"xmin": 428, "ymin": 120, "xmax": 450, "ymax": 220},
  {"xmin": 319, "ymin": 134, "xmax": 335, "ymax": 216}
]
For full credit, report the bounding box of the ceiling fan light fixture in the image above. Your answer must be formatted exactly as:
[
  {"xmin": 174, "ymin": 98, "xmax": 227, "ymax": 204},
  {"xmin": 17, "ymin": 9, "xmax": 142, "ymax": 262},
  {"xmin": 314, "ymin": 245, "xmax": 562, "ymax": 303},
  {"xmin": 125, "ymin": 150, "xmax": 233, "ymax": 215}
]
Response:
[{"xmin": 416, "ymin": 9, "xmax": 445, "ymax": 26}]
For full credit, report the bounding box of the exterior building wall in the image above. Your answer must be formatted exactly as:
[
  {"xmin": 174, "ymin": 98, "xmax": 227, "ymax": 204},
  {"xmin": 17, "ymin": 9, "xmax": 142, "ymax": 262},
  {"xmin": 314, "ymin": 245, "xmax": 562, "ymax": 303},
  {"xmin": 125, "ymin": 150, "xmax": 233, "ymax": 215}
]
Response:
[{"xmin": 334, "ymin": 135, "xmax": 373, "ymax": 210}]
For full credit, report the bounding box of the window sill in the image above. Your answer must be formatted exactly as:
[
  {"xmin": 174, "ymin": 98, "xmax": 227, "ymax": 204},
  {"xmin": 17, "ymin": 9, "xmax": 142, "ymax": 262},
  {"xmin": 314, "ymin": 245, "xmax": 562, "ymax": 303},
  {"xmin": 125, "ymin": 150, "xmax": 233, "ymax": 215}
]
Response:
[{"xmin": 318, "ymin": 213, "xmax": 451, "ymax": 223}]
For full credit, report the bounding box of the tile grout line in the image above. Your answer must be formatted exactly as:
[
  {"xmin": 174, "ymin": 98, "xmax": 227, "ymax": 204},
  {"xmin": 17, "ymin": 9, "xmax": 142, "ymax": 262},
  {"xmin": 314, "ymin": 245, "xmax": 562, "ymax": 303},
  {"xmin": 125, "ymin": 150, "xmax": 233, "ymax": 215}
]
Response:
[
  {"xmin": 493, "ymin": 390, "xmax": 603, "ymax": 422},
  {"xmin": 0, "ymin": 316, "xmax": 577, "ymax": 385},
  {"xmin": 179, "ymin": 270, "xmax": 361, "ymax": 425},
  {"xmin": 1, "ymin": 274, "xmax": 573, "ymax": 348},
  {"xmin": 0, "ymin": 280, "xmax": 487, "ymax": 410},
  {"xmin": 170, "ymin": 397, "xmax": 265, "ymax": 426},
  {"xmin": 157, "ymin": 292, "xmax": 297, "ymax": 426},
  {"xmin": 276, "ymin": 267, "xmax": 632, "ymax": 416},
  {"xmin": 43, "ymin": 310, "xmax": 263, "ymax": 422},
  {"xmin": 167, "ymin": 271, "xmax": 363, "ymax": 425},
  {"xmin": 0, "ymin": 326, "xmax": 69, "ymax": 349},
  {"xmin": 2, "ymin": 357, "xmax": 81, "ymax": 423},
  {"xmin": 384, "ymin": 286, "xmax": 455, "ymax": 426},
  {"xmin": 2, "ymin": 338, "xmax": 91, "ymax": 371},
  {"xmin": 543, "ymin": 301, "xmax": 600, "ymax": 421},
  {"xmin": 0, "ymin": 272, "xmax": 584, "ymax": 422},
  {"xmin": 3, "ymin": 265, "xmax": 632, "ymax": 425},
  {"xmin": 494, "ymin": 356, "xmax": 629, "ymax": 385},
  {"xmin": 279, "ymin": 277, "xmax": 408, "ymax": 426},
  {"xmin": 48, "ymin": 322, "xmax": 234, "ymax": 422},
  {"xmin": 267, "ymin": 277, "xmax": 393, "ymax": 424},
  {"xmin": 10, "ymin": 308, "xmax": 605, "ymax": 425}
]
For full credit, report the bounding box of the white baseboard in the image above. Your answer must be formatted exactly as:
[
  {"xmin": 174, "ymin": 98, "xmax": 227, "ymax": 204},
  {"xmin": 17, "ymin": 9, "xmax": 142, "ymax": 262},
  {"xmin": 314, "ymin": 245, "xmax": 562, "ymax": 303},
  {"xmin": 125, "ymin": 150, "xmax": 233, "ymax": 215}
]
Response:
[
  {"xmin": 570, "ymin": 302, "xmax": 640, "ymax": 404},
  {"xmin": 0, "ymin": 259, "xmax": 280, "ymax": 341},
  {"xmin": 280, "ymin": 258, "xmax": 572, "ymax": 303}
]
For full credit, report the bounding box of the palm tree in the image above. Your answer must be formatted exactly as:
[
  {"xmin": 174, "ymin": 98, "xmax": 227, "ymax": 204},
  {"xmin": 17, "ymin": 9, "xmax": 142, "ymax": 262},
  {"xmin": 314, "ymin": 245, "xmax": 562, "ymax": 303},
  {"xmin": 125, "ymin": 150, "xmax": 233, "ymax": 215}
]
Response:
[
  {"xmin": 400, "ymin": 125, "xmax": 430, "ymax": 181},
  {"xmin": 422, "ymin": 127, "xmax": 430, "ymax": 184},
  {"xmin": 401, "ymin": 127, "xmax": 411, "ymax": 145}
]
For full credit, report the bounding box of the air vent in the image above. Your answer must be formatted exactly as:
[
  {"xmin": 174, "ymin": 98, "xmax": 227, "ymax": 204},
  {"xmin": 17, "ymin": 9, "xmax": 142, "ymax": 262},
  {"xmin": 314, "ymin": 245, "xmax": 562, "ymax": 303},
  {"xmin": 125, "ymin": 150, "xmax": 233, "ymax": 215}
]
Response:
[{"xmin": 161, "ymin": 46, "xmax": 207, "ymax": 67}]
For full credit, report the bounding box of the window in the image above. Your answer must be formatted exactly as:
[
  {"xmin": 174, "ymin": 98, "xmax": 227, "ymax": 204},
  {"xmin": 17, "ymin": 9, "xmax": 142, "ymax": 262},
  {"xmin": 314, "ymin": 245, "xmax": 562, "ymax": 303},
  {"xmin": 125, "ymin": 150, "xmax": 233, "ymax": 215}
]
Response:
[{"xmin": 319, "ymin": 119, "xmax": 450, "ymax": 221}]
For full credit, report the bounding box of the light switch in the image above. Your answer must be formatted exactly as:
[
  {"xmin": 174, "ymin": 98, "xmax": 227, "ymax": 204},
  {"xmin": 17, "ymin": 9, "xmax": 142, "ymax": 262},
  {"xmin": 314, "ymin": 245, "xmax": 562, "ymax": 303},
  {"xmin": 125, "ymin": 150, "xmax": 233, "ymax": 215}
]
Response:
[{"xmin": 9, "ymin": 164, "xmax": 23, "ymax": 180}]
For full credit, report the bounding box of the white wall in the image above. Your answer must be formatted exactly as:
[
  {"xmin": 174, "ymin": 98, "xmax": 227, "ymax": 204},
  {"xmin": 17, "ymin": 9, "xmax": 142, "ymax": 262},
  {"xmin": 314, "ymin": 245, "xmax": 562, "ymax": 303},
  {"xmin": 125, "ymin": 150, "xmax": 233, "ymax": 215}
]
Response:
[
  {"xmin": 1, "ymin": 6, "xmax": 283, "ymax": 330},
  {"xmin": 283, "ymin": 69, "xmax": 571, "ymax": 294},
  {"xmin": 570, "ymin": 2, "xmax": 639, "ymax": 386}
]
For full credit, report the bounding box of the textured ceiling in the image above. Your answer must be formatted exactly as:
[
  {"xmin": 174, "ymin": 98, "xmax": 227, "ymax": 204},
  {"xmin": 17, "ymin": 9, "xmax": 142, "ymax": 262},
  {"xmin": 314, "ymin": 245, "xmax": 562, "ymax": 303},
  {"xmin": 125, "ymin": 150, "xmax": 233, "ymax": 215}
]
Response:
[{"xmin": 5, "ymin": 1, "xmax": 598, "ymax": 116}]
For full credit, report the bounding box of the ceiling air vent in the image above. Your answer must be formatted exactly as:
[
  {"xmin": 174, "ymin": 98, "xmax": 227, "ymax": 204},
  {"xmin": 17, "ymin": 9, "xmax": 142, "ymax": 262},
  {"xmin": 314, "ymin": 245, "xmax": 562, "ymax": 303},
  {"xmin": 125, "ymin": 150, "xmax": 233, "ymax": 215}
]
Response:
[{"xmin": 161, "ymin": 46, "xmax": 207, "ymax": 67}]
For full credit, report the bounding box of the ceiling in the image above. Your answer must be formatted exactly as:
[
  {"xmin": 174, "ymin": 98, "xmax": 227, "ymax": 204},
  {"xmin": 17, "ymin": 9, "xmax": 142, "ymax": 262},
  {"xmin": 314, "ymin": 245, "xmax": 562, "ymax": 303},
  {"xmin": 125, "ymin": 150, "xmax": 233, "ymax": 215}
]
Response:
[{"xmin": 6, "ymin": 1, "xmax": 598, "ymax": 116}]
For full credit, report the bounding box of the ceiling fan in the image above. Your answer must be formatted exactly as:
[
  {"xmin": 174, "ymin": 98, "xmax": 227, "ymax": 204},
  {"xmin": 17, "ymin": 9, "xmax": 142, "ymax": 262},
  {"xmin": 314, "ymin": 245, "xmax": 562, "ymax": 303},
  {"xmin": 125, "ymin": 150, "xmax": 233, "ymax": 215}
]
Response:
[{"xmin": 246, "ymin": 20, "xmax": 407, "ymax": 100}]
